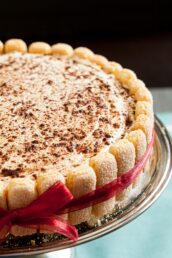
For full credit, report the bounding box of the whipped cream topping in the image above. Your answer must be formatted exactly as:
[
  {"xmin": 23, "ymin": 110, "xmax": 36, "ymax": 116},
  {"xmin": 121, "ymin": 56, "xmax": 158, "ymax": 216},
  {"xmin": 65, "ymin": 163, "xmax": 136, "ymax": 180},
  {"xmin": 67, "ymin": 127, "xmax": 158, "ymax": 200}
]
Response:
[{"xmin": 0, "ymin": 52, "xmax": 135, "ymax": 179}]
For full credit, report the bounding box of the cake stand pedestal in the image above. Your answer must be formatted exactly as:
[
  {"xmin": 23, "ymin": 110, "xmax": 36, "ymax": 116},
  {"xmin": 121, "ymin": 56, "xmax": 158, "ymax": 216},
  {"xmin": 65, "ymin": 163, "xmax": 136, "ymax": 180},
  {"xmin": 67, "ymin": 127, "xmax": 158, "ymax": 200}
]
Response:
[
  {"xmin": 31, "ymin": 248, "xmax": 75, "ymax": 258},
  {"xmin": 0, "ymin": 116, "xmax": 172, "ymax": 258}
]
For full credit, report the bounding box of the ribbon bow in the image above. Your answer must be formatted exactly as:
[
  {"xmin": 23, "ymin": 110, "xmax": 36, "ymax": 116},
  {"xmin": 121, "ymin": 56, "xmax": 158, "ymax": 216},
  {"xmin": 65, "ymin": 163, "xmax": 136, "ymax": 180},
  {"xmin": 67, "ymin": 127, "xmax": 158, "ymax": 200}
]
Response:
[{"xmin": 0, "ymin": 181, "xmax": 78, "ymax": 241}]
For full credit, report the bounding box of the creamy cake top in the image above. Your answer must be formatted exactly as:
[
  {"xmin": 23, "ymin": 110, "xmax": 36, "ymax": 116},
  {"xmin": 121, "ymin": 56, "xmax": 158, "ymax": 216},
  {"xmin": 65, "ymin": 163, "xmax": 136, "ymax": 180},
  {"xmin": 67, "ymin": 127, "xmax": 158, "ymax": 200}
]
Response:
[{"xmin": 0, "ymin": 52, "xmax": 135, "ymax": 180}]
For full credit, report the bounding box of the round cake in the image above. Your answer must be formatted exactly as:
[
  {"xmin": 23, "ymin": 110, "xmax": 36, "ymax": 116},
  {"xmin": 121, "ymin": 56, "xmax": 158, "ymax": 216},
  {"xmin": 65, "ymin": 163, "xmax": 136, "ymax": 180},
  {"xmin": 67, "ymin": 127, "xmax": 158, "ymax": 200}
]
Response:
[{"xmin": 0, "ymin": 39, "xmax": 154, "ymax": 240}]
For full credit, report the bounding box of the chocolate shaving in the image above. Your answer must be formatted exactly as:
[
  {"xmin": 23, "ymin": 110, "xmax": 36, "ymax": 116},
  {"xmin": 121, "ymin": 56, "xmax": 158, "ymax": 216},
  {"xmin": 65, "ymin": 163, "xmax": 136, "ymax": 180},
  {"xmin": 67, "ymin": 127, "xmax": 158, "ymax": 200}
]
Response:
[
  {"xmin": 0, "ymin": 52, "xmax": 135, "ymax": 176},
  {"xmin": 1, "ymin": 168, "xmax": 20, "ymax": 177}
]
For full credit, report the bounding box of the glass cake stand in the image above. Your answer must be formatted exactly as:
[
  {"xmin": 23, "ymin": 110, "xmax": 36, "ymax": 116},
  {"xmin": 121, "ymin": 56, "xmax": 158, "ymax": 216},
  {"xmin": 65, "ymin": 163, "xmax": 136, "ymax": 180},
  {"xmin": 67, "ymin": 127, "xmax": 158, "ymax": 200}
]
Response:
[{"xmin": 0, "ymin": 116, "xmax": 172, "ymax": 258}]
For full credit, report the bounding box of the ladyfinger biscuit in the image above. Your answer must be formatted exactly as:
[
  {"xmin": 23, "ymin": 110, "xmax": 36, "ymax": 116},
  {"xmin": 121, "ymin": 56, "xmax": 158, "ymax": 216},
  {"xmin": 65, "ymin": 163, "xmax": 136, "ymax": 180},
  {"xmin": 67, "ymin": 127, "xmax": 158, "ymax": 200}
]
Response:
[
  {"xmin": 134, "ymin": 81, "xmax": 153, "ymax": 103},
  {"xmin": 92, "ymin": 54, "xmax": 109, "ymax": 69},
  {"xmin": 37, "ymin": 171, "xmax": 67, "ymax": 233},
  {"xmin": 115, "ymin": 68, "xmax": 137, "ymax": 85},
  {"xmin": 109, "ymin": 139, "xmax": 135, "ymax": 202},
  {"xmin": 37, "ymin": 171, "xmax": 65, "ymax": 194},
  {"xmin": 126, "ymin": 130, "xmax": 147, "ymax": 187},
  {"xmin": 74, "ymin": 47, "xmax": 94, "ymax": 60},
  {"xmin": 126, "ymin": 130, "xmax": 147, "ymax": 161},
  {"xmin": 29, "ymin": 42, "xmax": 51, "ymax": 54},
  {"xmin": 135, "ymin": 101, "xmax": 154, "ymax": 120},
  {"xmin": 4, "ymin": 39, "xmax": 27, "ymax": 53},
  {"xmin": 52, "ymin": 43, "xmax": 73, "ymax": 56},
  {"xmin": 90, "ymin": 152, "xmax": 117, "ymax": 217},
  {"xmin": 66, "ymin": 165, "xmax": 96, "ymax": 225},
  {"xmin": 8, "ymin": 178, "xmax": 37, "ymax": 236},
  {"xmin": 132, "ymin": 114, "xmax": 153, "ymax": 143}
]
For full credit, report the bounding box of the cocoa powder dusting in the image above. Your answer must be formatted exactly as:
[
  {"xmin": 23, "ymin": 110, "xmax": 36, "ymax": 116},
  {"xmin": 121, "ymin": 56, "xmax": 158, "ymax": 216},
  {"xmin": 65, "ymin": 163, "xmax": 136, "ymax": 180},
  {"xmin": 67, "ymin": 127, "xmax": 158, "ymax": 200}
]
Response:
[{"xmin": 0, "ymin": 52, "xmax": 135, "ymax": 177}]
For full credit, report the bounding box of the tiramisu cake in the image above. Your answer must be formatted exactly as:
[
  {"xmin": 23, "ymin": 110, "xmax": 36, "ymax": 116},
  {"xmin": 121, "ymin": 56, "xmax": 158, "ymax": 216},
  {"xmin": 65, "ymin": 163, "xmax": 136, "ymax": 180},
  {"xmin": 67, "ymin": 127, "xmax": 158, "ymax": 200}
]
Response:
[{"xmin": 0, "ymin": 39, "xmax": 154, "ymax": 242}]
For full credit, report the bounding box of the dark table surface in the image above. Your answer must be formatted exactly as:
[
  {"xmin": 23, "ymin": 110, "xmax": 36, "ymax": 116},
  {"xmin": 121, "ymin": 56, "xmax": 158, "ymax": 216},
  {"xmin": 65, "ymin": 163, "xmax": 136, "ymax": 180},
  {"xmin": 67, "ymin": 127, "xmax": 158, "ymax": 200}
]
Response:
[{"xmin": 0, "ymin": 1, "xmax": 172, "ymax": 88}]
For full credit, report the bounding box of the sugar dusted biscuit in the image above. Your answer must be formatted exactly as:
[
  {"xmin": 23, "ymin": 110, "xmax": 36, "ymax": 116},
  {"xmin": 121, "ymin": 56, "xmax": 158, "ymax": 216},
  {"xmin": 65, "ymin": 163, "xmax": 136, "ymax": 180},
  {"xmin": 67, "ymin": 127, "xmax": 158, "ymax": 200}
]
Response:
[
  {"xmin": 126, "ymin": 130, "xmax": 147, "ymax": 187},
  {"xmin": 135, "ymin": 101, "xmax": 154, "ymax": 120},
  {"xmin": 109, "ymin": 139, "xmax": 136, "ymax": 175},
  {"xmin": 37, "ymin": 171, "xmax": 67, "ymax": 233},
  {"xmin": 132, "ymin": 114, "xmax": 153, "ymax": 143},
  {"xmin": 74, "ymin": 47, "xmax": 94, "ymax": 59},
  {"xmin": 90, "ymin": 152, "xmax": 117, "ymax": 217},
  {"xmin": 37, "ymin": 171, "xmax": 65, "ymax": 194},
  {"xmin": 115, "ymin": 68, "xmax": 137, "ymax": 85},
  {"xmin": 8, "ymin": 178, "xmax": 37, "ymax": 236},
  {"xmin": 109, "ymin": 61, "xmax": 122, "ymax": 72},
  {"xmin": 134, "ymin": 80, "xmax": 153, "ymax": 103},
  {"xmin": 67, "ymin": 165, "xmax": 96, "ymax": 225},
  {"xmin": 29, "ymin": 42, "xmax": 51, "ymax": 54},
  {"xmin": 92, "ymin": 54, "xmax": 109, "ymax": 68},
  {"xmin": 52, "ymin": 43, "xmax": 73, "ymax": 56},
  {"xmin": 8, "ymin": 178, "xmax": 37, "ymax": 210},
  {"xmin": 110, "ymin": 139, "xmax": 135, "ymax": 201},
  {"xmin": 126, "ymin": 130, "xmax": 147, "ymax": 162},
  {"xmin": 4, "ymin": 39, "xmax": 27, "ymax": 53}
]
